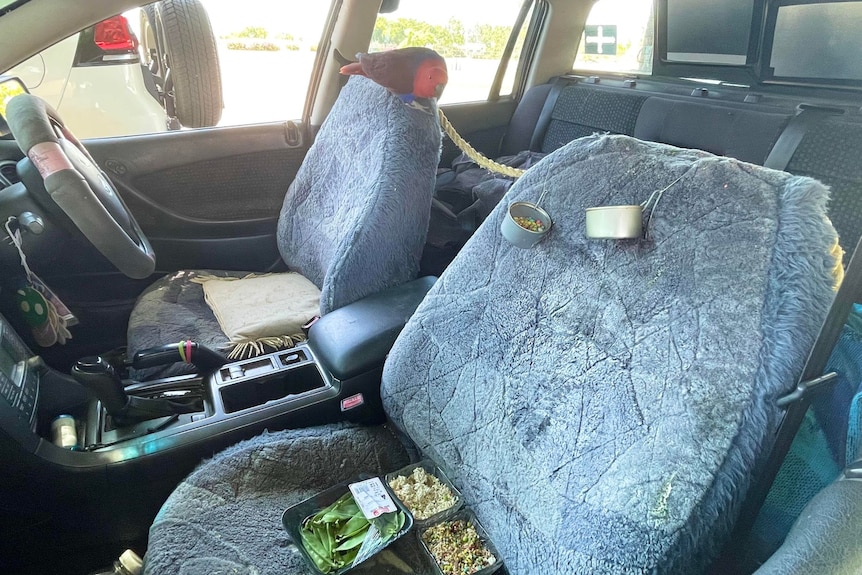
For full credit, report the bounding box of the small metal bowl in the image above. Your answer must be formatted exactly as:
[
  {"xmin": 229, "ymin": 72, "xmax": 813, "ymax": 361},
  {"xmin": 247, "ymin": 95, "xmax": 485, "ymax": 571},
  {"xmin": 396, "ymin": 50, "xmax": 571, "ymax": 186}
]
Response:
[
  {"xmin": 501, "ymin": 202, "xmax": 552, "ymax": 249},
  {"xmin": 585, "ymin": 205, "xmax": 643, "ymax": 239}
]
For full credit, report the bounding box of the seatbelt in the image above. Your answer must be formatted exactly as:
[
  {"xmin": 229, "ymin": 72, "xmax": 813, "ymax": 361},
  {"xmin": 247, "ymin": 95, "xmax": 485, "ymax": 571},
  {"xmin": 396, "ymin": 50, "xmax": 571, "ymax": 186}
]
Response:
[
  {"xmin": 528, "ymin": 76, "xmax": 575, "ymax": 152},
  {"xmin": 720, "ymin": 235, "xmax": 862, "ymax": 567},
  {"xmin": 763, "ymin": 105, "xmax": 841, "ymax": 171}
]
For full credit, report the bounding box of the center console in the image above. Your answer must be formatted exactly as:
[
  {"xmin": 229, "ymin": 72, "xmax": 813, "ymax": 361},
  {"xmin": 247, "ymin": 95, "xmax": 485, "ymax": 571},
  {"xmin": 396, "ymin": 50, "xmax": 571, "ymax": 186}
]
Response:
[
  {"xmin": 0, "ymin": 277, "xmax": 434, "ymax": 561},
  {"xmin": 81, "ymin": 343, "xmax": 337, "ymax": 451},
  {"xmin": 48, "ymin": 276, "xmax": 435, "ymax": 458}
]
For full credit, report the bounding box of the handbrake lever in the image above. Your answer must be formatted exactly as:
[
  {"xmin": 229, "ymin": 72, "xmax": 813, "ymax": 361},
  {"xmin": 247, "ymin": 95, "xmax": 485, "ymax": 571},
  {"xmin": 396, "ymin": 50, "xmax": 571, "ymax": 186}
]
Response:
[{"xmin": 130, "ymin": 340, "xmax": 228, "ymax": 372}]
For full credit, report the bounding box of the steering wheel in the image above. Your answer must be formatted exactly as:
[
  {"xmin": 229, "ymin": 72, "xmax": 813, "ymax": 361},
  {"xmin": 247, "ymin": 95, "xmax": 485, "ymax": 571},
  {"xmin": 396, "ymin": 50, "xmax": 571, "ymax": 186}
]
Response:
[{"xmin": 5, "ymin": 94, "xmax": 156, "ymax": 279}]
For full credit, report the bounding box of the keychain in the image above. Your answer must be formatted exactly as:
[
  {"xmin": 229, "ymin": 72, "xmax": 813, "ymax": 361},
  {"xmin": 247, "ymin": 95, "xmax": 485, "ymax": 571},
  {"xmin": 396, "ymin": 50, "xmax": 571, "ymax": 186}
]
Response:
[{"xmin": 4, "ymin": 217, "xmax": 75, "ymax": 346}]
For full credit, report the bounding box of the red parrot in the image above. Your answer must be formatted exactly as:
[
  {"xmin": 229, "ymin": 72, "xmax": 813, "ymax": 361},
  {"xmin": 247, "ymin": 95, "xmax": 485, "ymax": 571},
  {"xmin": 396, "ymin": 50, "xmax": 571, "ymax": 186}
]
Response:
[{"xmin": 339, "ymin": 47, "xmax": 448, "ymax": 104}]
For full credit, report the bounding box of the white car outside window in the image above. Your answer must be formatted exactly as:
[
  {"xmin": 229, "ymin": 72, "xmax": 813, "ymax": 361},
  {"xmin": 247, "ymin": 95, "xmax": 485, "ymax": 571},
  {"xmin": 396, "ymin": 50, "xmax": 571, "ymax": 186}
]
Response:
[
  {"xmin": 5, "ymin": 0, "xmax": 224, "ymax": 139},
  {"xmin": 7, "ymin": 13, "xmax": 171, "ymax": 138}
]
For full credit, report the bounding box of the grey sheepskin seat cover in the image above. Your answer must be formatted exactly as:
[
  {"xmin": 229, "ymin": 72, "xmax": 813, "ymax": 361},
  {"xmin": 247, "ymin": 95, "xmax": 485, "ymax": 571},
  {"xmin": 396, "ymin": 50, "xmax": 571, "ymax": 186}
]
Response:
[
  {"xmin": 126, "ymin": 75, "xmax": 441, "ymax": 379},
  {"xmin": 144, "ymin": 135, "xmax": 838, "ymax": 574}
]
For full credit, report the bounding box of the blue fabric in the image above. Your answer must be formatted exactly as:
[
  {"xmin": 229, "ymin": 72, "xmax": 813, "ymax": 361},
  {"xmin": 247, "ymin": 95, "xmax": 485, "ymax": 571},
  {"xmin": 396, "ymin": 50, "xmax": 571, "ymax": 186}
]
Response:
[
  {"xmin": 847, "ymin": 389, "xmax": 862, "ymax": 463},
  {"xmin": 751, "ymin": 304, "xmax": 862, "ymax": 557},
  {"xmin": 382, "ymin": 134, "xmax": 838, "ymax": 574},
  {"xmin": 277, "ymin": 75, "xmax": 442, "ymax": 315},
  {"xmin": 818, "ymin": 318, "xmax": 862, "ymax": 463}
]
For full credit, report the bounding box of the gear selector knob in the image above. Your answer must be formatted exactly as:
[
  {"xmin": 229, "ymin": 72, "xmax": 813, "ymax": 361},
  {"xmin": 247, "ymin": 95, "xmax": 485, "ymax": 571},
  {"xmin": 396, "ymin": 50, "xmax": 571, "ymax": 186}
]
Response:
[{"xmin": 71, "ymin": 356, "xmax": 128, "ymax": 415}]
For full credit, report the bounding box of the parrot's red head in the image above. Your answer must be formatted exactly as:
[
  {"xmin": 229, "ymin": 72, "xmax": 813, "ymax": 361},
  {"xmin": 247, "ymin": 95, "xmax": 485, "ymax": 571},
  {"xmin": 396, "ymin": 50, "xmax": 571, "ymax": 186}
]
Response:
[
  {"xmin": 339, "ymin": 47, "xmax": 448, "ymax": 104},
  {"xmin": 413, "ymin": 59, "xmax": 448, "ymax": 100}
]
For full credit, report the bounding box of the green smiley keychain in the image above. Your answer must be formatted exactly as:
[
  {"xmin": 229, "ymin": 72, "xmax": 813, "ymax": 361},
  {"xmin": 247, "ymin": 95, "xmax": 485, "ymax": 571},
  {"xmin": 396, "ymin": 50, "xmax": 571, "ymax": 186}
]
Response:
[{"xmin": 16, "ymin": 286, "xmax": 58, "ymax": 347}]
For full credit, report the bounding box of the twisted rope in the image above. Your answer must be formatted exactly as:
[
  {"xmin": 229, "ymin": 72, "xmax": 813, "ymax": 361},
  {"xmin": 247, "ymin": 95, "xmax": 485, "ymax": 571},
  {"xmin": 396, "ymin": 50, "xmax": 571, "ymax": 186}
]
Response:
[{"xmin": 438, "ymin": 108, "xmax": 526, "ymax": 179}]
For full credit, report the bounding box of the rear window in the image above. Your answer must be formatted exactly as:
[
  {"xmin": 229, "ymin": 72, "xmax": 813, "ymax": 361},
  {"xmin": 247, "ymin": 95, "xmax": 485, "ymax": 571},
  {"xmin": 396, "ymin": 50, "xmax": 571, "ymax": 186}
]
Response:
[
  {"xmin": 666, "ymin": 0, "xmax": 753, "ymax": 65},
  {"xmin": 646, "ymin": 0, "xmax": 862, "ymax": 89},
  {"xmin": 572, "ymin": 0, "xmax": 654, "ymax": 75},
  {"xmin": 769, "ymin": 1, "xmax": 862, "ymax": 82}
]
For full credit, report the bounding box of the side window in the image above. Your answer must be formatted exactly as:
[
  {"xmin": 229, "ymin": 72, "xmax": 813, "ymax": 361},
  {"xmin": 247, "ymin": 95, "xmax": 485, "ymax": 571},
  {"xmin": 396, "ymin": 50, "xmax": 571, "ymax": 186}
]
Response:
[
  {"xmin": 189, "ymin": 0, "xmax": 330, "ymax": 126},
  {"xmin": 2, "ymin": 0, "xmax": 330, "ymax": 139},
  {"xmin": 573, "ymin": 0, "xmax": 654, "ymax": 75},
  {"xmin": 371, "ymin": 0, "xmax": 535, "ymax": 104}
]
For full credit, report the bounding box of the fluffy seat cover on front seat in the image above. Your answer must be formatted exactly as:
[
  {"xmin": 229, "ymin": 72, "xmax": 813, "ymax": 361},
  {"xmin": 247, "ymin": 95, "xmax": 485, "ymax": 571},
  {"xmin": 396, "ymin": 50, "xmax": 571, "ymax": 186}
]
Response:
[
  {"xmin": 143, "ymin": 135, "xmax": 838, "ymax": 575},
  {"xmin": 127, "ymin": 75, "xmax": 440, "ymax": 378},
  {"xmin": 277, "ymin": 75, "xmax": 441, "ymax": 315},
  {"xmin": 382, "ymin": 134, "xmax": 839, "ymax": 573}
]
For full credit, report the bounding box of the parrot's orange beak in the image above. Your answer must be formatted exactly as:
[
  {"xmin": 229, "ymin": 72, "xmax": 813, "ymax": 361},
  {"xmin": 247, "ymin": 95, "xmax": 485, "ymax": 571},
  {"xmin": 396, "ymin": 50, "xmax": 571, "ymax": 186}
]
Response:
[{"xmin": 429, "ymin": 66, "xmax": 448, "ymax": 100}]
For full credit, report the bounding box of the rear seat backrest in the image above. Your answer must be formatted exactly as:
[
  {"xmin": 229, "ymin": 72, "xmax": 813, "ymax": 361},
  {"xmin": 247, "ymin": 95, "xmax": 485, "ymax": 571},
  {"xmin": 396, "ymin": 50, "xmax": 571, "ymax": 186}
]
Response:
[
  {"xmin": 499, "ymin": 83, "xmax": 553, "ymax": 156},
  {"xmin": 509, "ymin": 80, "xmax": 862, "ymax": 257},
  {"xmin": 786, "ymin": 119, "xmax": 862, "ymax": 263},
  {"xmin": 531, "ymin": 83, "xmax": 790, "ymax": 166},
  {"xmin": 539, "ymin": 85, "xmax": 647, "ymax": 152},
  {"xmin": 634, "ymin": 98, "xmax": 790, "ymax": 165}
]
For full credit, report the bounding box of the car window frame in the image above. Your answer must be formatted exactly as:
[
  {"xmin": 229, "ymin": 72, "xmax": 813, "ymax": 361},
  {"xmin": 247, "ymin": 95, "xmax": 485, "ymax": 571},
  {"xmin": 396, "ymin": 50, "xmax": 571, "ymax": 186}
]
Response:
[{"xmin": 487, "ymin": 0, "xmax": 544, "ymax": 102}]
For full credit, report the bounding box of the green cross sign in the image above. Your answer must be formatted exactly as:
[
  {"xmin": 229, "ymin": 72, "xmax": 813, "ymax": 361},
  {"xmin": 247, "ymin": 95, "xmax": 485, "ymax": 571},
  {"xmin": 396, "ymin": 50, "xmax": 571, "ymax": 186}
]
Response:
[{"xmin": 584, "ymin": 25, "xmax": 617, "ymax": 55}]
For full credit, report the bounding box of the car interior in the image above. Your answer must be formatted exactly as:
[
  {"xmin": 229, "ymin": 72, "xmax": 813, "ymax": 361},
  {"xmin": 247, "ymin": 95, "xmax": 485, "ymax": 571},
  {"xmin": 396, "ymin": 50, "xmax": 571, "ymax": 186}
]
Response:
[{"xmin": 1, "ymin": 0, "xmax": 862, "ymax": 574}]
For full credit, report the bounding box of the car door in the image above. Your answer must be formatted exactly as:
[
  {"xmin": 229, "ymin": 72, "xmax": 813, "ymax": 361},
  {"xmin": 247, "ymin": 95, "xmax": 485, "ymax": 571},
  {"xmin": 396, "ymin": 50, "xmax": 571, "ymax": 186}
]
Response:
[{"xmin": 0, "ymin": 0, "xmax": 333, "ymax": 359}]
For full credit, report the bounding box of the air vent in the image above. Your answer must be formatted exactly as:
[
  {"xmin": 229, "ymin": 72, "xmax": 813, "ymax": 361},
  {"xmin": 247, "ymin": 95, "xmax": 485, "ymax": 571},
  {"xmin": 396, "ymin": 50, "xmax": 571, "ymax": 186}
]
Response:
[{"xmin": 0, "ymin": 161, "xmax": 19, "ymax": 188}]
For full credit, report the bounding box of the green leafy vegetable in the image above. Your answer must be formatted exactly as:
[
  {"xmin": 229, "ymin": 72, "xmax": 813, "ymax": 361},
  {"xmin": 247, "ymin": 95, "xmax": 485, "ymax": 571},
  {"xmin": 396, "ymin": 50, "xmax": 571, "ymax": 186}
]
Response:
[
  {"xmin": 371, "ymin": 510, "xmax": 405, "ymax": 539},
  {"xmin": 299, "ymin": 492, "xmax": 406, "ymax": 574}
]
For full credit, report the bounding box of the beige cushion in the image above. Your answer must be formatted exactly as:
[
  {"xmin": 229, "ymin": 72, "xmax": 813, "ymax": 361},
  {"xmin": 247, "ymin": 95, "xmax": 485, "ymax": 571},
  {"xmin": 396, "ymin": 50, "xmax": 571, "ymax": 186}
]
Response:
[{"xmin": 196, "ymin": 273, "xmax": 320, "ymax": 358}]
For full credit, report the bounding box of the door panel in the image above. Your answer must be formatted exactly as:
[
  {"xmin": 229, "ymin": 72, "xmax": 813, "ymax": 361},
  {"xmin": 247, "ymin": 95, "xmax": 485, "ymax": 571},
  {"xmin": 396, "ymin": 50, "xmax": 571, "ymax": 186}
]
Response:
[
  {"xmin": 84, "ymin": 121, "xmax": 310, "ymax": 273},
  {"xmin": 0, "ymin": 122, "xmax": 309, "ymax": 366},
  {"xmin": 439, "ymin": 99, "xmax": 519, "ymax": 166}
]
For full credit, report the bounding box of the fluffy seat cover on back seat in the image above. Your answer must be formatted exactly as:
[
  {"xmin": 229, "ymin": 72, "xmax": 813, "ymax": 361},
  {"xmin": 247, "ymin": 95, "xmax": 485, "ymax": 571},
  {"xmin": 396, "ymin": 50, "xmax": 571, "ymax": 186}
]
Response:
[{"xmin": 144, "ymin": 135, "xmax": 838, "ymax": 575}]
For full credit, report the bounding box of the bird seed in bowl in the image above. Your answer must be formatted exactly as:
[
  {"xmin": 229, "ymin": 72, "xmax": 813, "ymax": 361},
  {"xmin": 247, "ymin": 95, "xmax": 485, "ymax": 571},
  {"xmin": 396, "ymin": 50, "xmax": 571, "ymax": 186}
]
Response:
[{"xmin": 387, "ymin": 466, "xmax": 458, "ymax": 521}]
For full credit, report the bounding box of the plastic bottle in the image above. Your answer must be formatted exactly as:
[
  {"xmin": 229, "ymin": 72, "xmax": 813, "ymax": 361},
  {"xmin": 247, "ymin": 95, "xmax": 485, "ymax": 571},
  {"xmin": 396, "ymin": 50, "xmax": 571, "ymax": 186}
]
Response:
[{"xmin": 88, "ymin": 549, "xmax": 143, "ymax": 575}]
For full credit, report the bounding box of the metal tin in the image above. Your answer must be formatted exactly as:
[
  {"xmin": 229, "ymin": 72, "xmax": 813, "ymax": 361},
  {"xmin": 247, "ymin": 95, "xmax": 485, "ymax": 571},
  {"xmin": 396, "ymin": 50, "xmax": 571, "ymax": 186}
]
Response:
[
  {"xmin": 501, "ymin": 202, "xmax": 552, "ymax": 249},
  {"xmin": 585, "ymin": 205, "xmax": 643, "ymax": 239},
  {"xmin": 51, "ymin": 414, "xmax": 78, "ymax": 449}
]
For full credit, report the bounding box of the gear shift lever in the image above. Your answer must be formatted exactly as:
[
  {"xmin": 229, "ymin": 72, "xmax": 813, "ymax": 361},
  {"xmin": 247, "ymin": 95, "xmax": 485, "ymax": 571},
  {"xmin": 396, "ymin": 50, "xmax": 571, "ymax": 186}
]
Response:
[
  {"xmin": 71, "ymin": 356, "xmax": 128, "ymax": 414},
  {"xmin": 72, "ymin": 355, "xmax": 199, "ymax": 427}
]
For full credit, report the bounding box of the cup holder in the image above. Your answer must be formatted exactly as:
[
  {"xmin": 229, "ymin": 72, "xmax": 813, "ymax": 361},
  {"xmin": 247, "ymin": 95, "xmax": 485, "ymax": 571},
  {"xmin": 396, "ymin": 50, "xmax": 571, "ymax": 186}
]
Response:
[{"xmin": 220, "ymin": 363, "xmax": 326, "ymax": 413}]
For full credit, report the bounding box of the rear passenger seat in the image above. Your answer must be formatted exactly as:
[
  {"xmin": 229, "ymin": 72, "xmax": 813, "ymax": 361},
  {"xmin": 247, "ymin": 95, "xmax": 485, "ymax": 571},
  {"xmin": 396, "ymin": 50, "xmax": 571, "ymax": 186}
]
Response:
[{"xmin": 430, "ymin": 75, "xmax": 862, "ymax": 270}]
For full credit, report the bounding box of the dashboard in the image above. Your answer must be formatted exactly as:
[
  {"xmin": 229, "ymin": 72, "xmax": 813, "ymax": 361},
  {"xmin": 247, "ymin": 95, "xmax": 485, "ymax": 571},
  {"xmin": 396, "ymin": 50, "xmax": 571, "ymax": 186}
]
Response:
[{"xmin": 0, "ymin": 312, "xmax": 38, "ymax": 428}]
